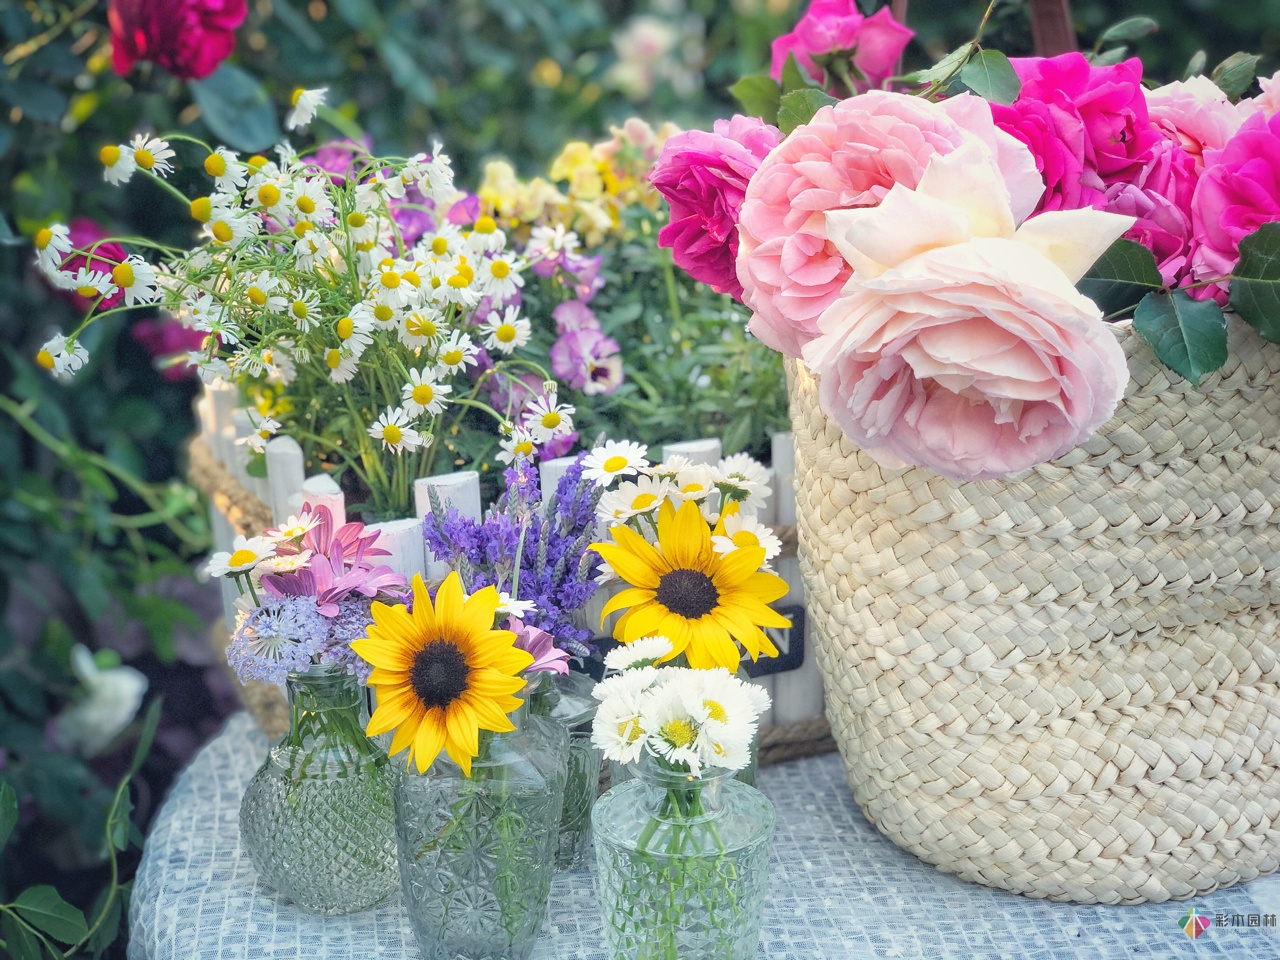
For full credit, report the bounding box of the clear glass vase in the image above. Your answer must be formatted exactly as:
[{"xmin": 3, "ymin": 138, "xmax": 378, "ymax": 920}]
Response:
[
  {"xmin": 529, "ymin": 670, "xmax": 602, "ymax": 870},
  {"xmin": 394, "ymin": 704, "xmax": 569, "ymax": 960},
  {"xmin": 238, "ymin": 663, "xmax": 398, "ymax": 913},
  {"xmin": 593, "ymin": 751, "xmax": 775, "ymax": 960}
]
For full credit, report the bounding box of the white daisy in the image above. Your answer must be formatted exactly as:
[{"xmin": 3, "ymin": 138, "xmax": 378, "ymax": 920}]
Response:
[
  {"xmin": 68, "ymin": 267, "xmax": 117, "ymax": 300},
  {"xmin": 526, "ymin": 223, "xmax": 580, "ymax": 264},
  {"xmin": 267, "ymin": 512, "xmax": 320, "ymax": 543},
  {"xmin": 401, "ymin": 368, "xmax": 451, "ymax": 417},
  {"xmin": 335, "ymin": 313, "xmax": 374, "ymax": 359},
  {"xmin": 244, "ymin": 271, "xmax": 289, "ymax": 314},
  {"xmin": 434, "ymin": 330, "xmax": 479, "ymax": 375},
  {"xmin": 262, "ymin": 342, "xmax": 297, "ymax": 385},
  {"xmin": 596, "ymin": 476, "xmax": 674, "ymax": 524},
  {"xmin": 398, "ymin": 309, "xmax": 442, "ymax": 349},
  {"xmin": 249, "ymin": 175, "xmax": 290, "ymax": 215},
  {"xmin": 254, "ymin": 549, "xmax": 313, "ymax": 575},
  {"xmin": 206, "ymin": 535, "xmax": 277, "ymax": 577},
  {"xmin": 285, "ymin": 87, "xmax": 328, "ymax": 130},
  {"xmin": 205, "ymin": 205, "xmax": 260, "ymax": 246},
  {"xmin": 112, "ymin": 256, "xmax": 158, "ymax": 306},
  {"xmin": 582, "ymin": 439, "xmax": 648, "ymax": 487},
  {"xmin": 129, "ymin": 134, "xmax": 175, "ymax": 177},
  {"xmin": 591, "ymin": 668, "xmax": 660, "ymax": 765},
  {"xmin": 293, "ymin": 229, "xmax": 335, "ymax": 273},
  {"xmin": 35, "ymin": 334, "xmax": 89, "ymax": 378},
  {"xmin": 287, "ymin": 288, "xmax": 322, "ymax": 332},
  {"xmin": 368, "ymin": 406, "xmax": 423, "ymax": 453},
  {"xmin": 496, "ymin": 426, "xmax": 538, "ymax": 464},
  {"xmin": 99, "ymin": 144, "xmax": 136, "ymax": 185},
  {"xmin": 603, "ymin": 635, "xmax": 673, "ymax": 672},
  {"xmin": 673, "ymin": 464, "xmax": 717, "ymax": 502},
  {"xmin": 496, "ymin": 593, "xmax": 537, "ymax": 619},
  {"xmin": 352, "ymin": 298, "xmax": 399, "ymax": 329},
  {"xmin": 641, "ymin": 678, "xmax": 707, "ymax": 774},
  {"xmin": 369, "ymin": 264, "xmax": 413, "ymax": 308},
  {"xmin": 356, "ymin": 167, "xmax": 405, "ymax": 205},
  {"xmin": 290, "ymin": 177, "xmax": 333, "ymax": 222},
  {"xmin": 416, "ymin": 146, "xmax": 455, "ymax": 202},
  {"xmin": 236, "ymin": 415, "xmax": 282, "ymax": 454},
  {"xmin": 464, "ymin": 215, "xmax": 507, "ymax": 255},
  {"xmin": 476, "ymin": 253, "xmax": 525, "ymax": 301},
  {"xmin": 717, "ymin": 452, "xmax": 771, "ymax": 514},
  {"xmin": 481, "ymin": 307, "xmax": 531, "ymax": 355},
  {"xmin": 322, "ymin": 347, "xmax": 360, "ymax": 384},
  {"xmin": 418, "ymin": 223, "xmax": 465, "ymax": 261},
  {"xmin": 197, "ymin": 357, "xmax": 232, "ymax": 384},
  {"xmin": 343, "ymin": 208, "xmax": 380, "ymax": 246},
  {"xmin": 33, "ymin": 223, "xmax": 72, "ymax": 275},
  {"xmin": 203, "ymin": 146, "xmax": 246, "ymax": 193},
  {"xmin": 522, "ymin": 390, "xmax": 575, "ymax": 443},
  {"xmin": 712, "ymin": 509, "xmax": 783, "ymax": 565},
  {"xmin": 187, "ymin": 294, "xmax": 241, "ymax": 345}
]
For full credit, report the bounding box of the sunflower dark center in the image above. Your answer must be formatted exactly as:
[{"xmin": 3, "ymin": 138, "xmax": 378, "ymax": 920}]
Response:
[
  {"xmin": 410, "ymin": 641, "xmax": 470, "ymax": 709},
  {"xmin": 656, "ymin": 569, "xmax": 720, "ymax": 620}
]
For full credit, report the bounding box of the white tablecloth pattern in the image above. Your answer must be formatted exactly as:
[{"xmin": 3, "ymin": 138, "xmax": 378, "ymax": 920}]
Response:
[{"xmin": 129, "ymin": 713, "xmax": 1280, "ymax": 959}]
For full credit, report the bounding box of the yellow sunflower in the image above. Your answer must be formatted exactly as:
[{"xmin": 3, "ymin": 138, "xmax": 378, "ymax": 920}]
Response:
[
  {"xmin": 351, "ymin": 571, "xmax": 533, "ymax": 776},
  {"xmin": 591, "ymin": 498, "xmax": 791, "ymax": 671}
]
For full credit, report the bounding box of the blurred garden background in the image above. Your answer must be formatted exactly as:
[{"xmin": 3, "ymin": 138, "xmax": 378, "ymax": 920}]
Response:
[{"xmin": 1, "ymin": 0, "xmax": 1278, "ymax": 955}]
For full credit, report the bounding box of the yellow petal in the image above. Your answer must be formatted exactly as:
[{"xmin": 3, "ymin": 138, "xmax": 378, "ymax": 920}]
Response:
[
  {"xmin": 711, "ymin": 545, "xmax": 767, "ymax": 590},
  {"xmin": 620, "ymin": 601, "xmax": 668, "ymax": 643},
  {"xmin": 389, "ymin": 706, "xmax": 426, "ymax": 758},
  {"xmin": 466, "ymin": 691, "xmax": 517, "ymax": 733},
  {"xmin": 723, "ymin": 591, "xmax": 792, "ymax": 628},
  {"xmin": 687, "ymin": 618, "xmax": 741, "ymax": 671},
  {"xmin": 412, "ymin": 710, "xmax": 448, "ymax": 773},
  {"xmin": 665, "ymin": 499, "xmax": 712, "ymax": 569},
  {"xmin": 460, "ymin": 583, "xmax": 502, "ymax": 639},
  {"xmin": 350, "ymin": 638, "xmax": 416, "ymax": 671},
  {"xmin": 434, "ymin": 570, "xmax": 464, "ymax": 635},
  {"xmin": 742, "ymin": 570, "xmax": 791, "ymax": 604},
  {"xmin": 367, "ymin": 686, "xmax": 419, "ymax": 736},
  {"xmin": 445, "ymin": 698, "xmax": 480, "ymax": 758},
  {"xmin": 601, "ymin": 586, "xmax": 655, "ymax": 622},
  {"xmin": 409, "ymin": 574, "xmax": 439, "ymax": 641},
  {"xmin": 466, "ymin": 666, "xmax": 528, "ymax": 696},
  {"xmin": 368, "ymin": 666, "xmax": 411, "ymax": 685}
]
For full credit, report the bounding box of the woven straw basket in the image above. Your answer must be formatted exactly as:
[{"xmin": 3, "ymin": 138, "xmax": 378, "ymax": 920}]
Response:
[{"xmin": 787, "ymin": 315, "xmax": 1280, "ymax": 904}]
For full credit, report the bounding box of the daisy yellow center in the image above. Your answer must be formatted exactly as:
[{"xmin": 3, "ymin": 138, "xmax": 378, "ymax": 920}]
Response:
[
  {"xmin": 381, "ymin": 271, "xmax": 401, "ymax": 289},
  {"xmin": 76, "ymin": 284, "xmax": 100, "ymax": 298},
  {"xmin": 248, "ymin": 286, "xmax": 268, "ymax": 306},
  {"xmin": 412, "ymin": 384, "xmax": 434, "ymax": 405},
  {"xmin": 457, "ymin": 260, "xmax": 475, "ymax": 281},
  {"xmin": 326, "ymin": 348, "xmax": 342, "ymax": 369},
  {"xmin": 514, "ymin": 440, "xmax": 534, "ymax": 456},
  {"xmin": 356, "ymin": 238, "xmax": 377, "ymax": 251},
  {"xmin": 35, "ymin": 228, "xmax": 52, "ymax": 250},
  {"xmin": 731, "ymin": 530, "xmax": 761, "ymax": 549},
  {"xmin": 296, "ymin": 195, "xmax": 316, "ymax": 215},
  {"xmin": 431, "ymin": 237, "xmax": 448, "ymax": 255},
  {"xmin": 656, "ymin": 569, "xmax": 719, "ymax": 620},
  {"xmin": 100, "ymin": 145, "xmax": 121, "ymax": 167},
  {"xmin": 490, "ymin": 259, "xmax": 510, "ymax": 279},
  {"xmin": 681, "ymin": 482, "xmax": 705, "ymax": 494},
  {"xmin": 293, "ymin": 220, "xmax": 314, "ymax": 237},
  {"xmin": 291, "ymin": 88, "xmax": 305, "ymax": 107},
  {"xmin": 660, "ymin": 718, "xmax": 697, "ymax": 749},
  {"xmin": 292, "ymin": 300, "xmax": 309, "ymax": 320},
  {"xmin": 382, "ymin": 423, "xmax": 403, "ymax": 445},
  {"xmin": 430, "ymin": 276, "xmax": 442, "ymax": 288},
  {"xmin": 496, "ymin": 323, "xmax": 517, "ymax": 343},
  {"xmin": 442, "ymin": 349, "xmax": 463, "ymax": 366},
  {"xmin": 337, "ymin": 317, "xmax": 354, "ymax": 339},
  {"xmin": 111, "ymin": 262, "xmax": 135, "ymax": 288},
  {"xmin": 190, "ymin": 197, "xmax": 212, "ymax": 222},
  {"xmin": 475, "ymin": 215, "xmax": 497, "ymax": 234},
  {"xmin": 212, "ymin": 220, "xmax": 234, "ymax": 243},
  {"xmin": 540, "ymin": 411, "xmax": 561, "ymax": 430},
  {"xmin": 247, "ymin": 155, "xmax": 268, "ymax": 170},
  {"xmin": 447, "ymin": 273, "xmax": 469, "ymax": 288},
  {"xmin": 630, "ymin": 492, "xmax": 659, "ymax": 510},
  {"xmin": 374, "ymin": 303, "xmax": 394, "ymax": 322},
  {"xmin": 410, "ymin": 641, "xmax": 470, "ymax": 709},
  {"xmin": 704, "ymin": 699, "xmax": 728, "ymax": 723},
  {"xmin": 36, "ymin": 350, "xmax": 55, "ymax": 370},
  {"xmin": 134, "ymin": 148, "xmax": 155, "ymax": 170},
  {"xmin": 618, "ymin": 718, "xmax": 643, "ymax": 743},
  {"xmin": 257, "ymin": 184, "xmax": 280, "ymax": 207},
  {"xmin": 603, "ymin": 455, "xmax": 628, "ymax": 473},
  {"xmin": 228, "ymin": 548, "xmax": 258, "ymax": 568},
  {"xmin": 262, "ymin": 350, "xmax": 275, "ymax": 364},
  {"xmin": 204, "ymin": 153, "xmax": 226, "ymax": 177},
  {"xmin": 402, "ymin": 270, "xmax": 420, "ymax": 287},
  {"xmin": 346, "ymin": 211, "xmax": 367, "ymax": 228},
  {"xmin": 407, "ymin": 315, "xmax": 436, "ymax": 338}
]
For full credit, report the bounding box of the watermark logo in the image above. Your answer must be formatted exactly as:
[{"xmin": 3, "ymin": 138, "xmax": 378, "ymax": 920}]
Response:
[{"xmin": 1180, "ymin": 909, "xmax": 1211, "ymax": 939}]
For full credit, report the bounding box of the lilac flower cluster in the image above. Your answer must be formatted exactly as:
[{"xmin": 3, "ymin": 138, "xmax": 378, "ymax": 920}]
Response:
[{"xmin": 423, "ymin": 454, "xmax": 605, "ymax": 654}]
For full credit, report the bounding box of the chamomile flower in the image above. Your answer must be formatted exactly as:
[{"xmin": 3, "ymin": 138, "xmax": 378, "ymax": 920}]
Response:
[
  {"xmin": 369, "ymin": 264, "xmax": 413, "ymax": 309},
  {"xmin": 416, "ymin": 146, "xmax": 455, "ymax": 202},
  {"xmin": 249, "ymin": 176, "xmax": 290, "ymax": 216},
  {"xmin": 591, "ymin": 669, "xmax": 659, "ymax": 765},
  {"xmin": 187, "ymin": 294, "xmax": 241, "ymax": 344},
  {"xmin": 526, "ymin": 223, "xmax": 580, "ymax": 263},
  {"xmin": 711, "ymin": 505, "xmax": 783, "ymax": 566},
  {"xmin": 496, "ymin": 593, "xmax": 537, "ymax": 619},
  {"xmin": 464, "ymin": 215, "xmax": 507, "ymax": 255},
  {"xmin": 293, "ymin": 229, "xmax": 335, "ymax": 273},
  {"xmin": 69, "ymin": 267, "xmax": 117, "ymax": 300},
  {"xmin": 596, "ymin": 476, "xmax": 674, "ymax": 524},
  {"xmin": 287, "ymin": 288, "xmax": 322, "ymax": 332},
  {"xmin": 368, "ymin": 406, "xmax": 423, "ymax": 453},
  {"xmin": 343, "ymin": 209, "xmax": 379, "ymax": 246},
  {"xmin": 205, "ymin": 205, "xmax": 260, "ymax": 246},
  {"xmin": 262, "ymin": 342, "xmax": 297, "ymax": 385},
  {"xmin": 356, "ymin": 168, "xmax": 406, "ymax": 205},
  {"xmin": 352, "ymin": 299, "xmax": 398, "ymax": 329},
  {"xmin": 401, "ymin": 368, "xmax": 451, "ymax": 417},
  {"xmin": 522, "ymin": 390, "xmax": 575, "ymax": 443},
  {"xmin": 334, "ymin": 312, "xmax": 374, "ymax": 359},
  {"xmin": 604, "ymin": 635, "xmax": 673, "ymax": 672},
  {"xmin": 99, "ymin": 144, "xmax": 137, "ymax": 185},
  {"xmin": 197, "ymin": 357, "xmax": 232, "ymax": 384},
  {"xmin": 206, "ymin": 535, "xmax": 277, "ymax": 578},
  {"xmin": 236, "ymin": 415, "xmax": 282, "ymax": 454},
  {"xmin": 285, "ymin": 87, "xmax": 328, "ymax": 130},
  {"xmin": 243, "ymin": 271, "xmax": 289, "ymax": 314},
  {"xmin": 322, "ymin": 347, "xmax": 360, "ymax": 384},
  {"xmin": 267, "ymin": 512, "xmax": 320, "ymax": 543},
  {"xmin": 496, "ymin": 426, "xmax": 538, "ymax": 464},
  {"xmin": 33, "ymin": 224, "xmax": 72, "ymax": 275},
  {"xmin": 476, "ymin": 254, "xmax": 525, "ymax": 300},
  {"xmin": 112, "ymin": 256, "xmax": 158, "ymax": 306},
  {"xmin": 129, "ymin": 134, "xmax": 175, "ymax": 177},
  {"xmin": 673, "ymin": 464, "xmax": 717, "ymax": 503},
  {"xmin": 582, "ymin": 440, "xmax": 648, "ymax": 487},
  {"xmin": 434, "ymin": 330, "xmax": 479, "ymax": 375},
  {"xmin": 290, "ymin": 178, "xmax": 333, "ymax": 222},
  {"xmin": 419, "ymin": 223, "xmax": 465, "ymax": 261},
  {"xmin": 35, "ymin": 334, "xmax": 89, "ymax": 377},
  {"xmin": 203, "ymin": 147, "xmax": 246, "ymax": 193},
  {"xmin": 254, "ymin": 550, "xmax": 314, "ymax": 575},
  {"xmin": 481, "ymin": 307, "xmax": 531, "ymax": 355},
  {"xmin": 717, "ymin": 452, "xmax": 771, "ymax": 514}
]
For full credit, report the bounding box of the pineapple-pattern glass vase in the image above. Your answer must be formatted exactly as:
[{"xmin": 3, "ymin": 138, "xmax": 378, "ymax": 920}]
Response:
[
  {"xmin": 593, "ymin": 751, "xmax": 775, "ymax": 960},
  {"xmin": 238, "ymin": 664, "xmax": 398, "ymax": 913},
  {"xmin": 394, "ymin": 705, "xmax": 569, "ymax": 960},
  {"xmin": 529, "ymin": 669, "xmax": 602, "ymax": 870}
]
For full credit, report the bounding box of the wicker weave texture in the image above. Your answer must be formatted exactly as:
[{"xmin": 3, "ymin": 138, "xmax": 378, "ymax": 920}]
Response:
[{"xmin": 787, "ymin": 316, "xmax": 1280, "ymax": 904}]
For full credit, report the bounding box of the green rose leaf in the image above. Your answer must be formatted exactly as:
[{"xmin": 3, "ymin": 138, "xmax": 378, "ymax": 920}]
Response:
[
  {"xmin": 958, "ymin": 49, "xmax": 1021, "ymax": 105},
  {"xmin": 245, "ymin": 452, "xmax": 268, "ymax": 478},
  {"xmin": 777, "ymin": 89, "xmax": 838, "ymax": 136},
  {"xmin": 1183, "ymin": 50, "xmax": 1207, "ymax": 81},
  {"xmin": 1077, "ymin": 238, "xmax": 1164, "ymax": 317},
  {"xmin": 1098, "ymin": 16, "xmax": 1159, "ymax": 45},
  {"xmin": 0, "ymin": 781, "xmax": 17, "ymax": 848},
  {"xmin": 12, "ymin": 885, "xmax": 88, "ymax": 944},
  {"xmin": 781, "ymin": 52, "xmax": 819, "ymax": 94},
  {"xmin": 188, "ymin": 64, "xmax": 281, "ymax": 153},
  {"xmin": 1229, "ymin": 222, "xmax": 1280, "ymax": 342},
  {"xmin": 909, "ymin": 43, "xmax": 972, "ymax": 85},
  {"xmin": 1211, "ymin": 52, "xmax": 1261, "ymax": 102},
  {"xmin": 1132, "ymin": 290, "xmax": 1228, "ymax": 386},
  {"xmin": 0, "ymin": 913, "xmax": 41, "ymax": 960},
  {"xmin": 1090, "ymin": 46, "xmax": 1129, "ymax": 67},
  {"xmin": 729, "ymin": 74, "xmax": 782, "ymax": 125}
]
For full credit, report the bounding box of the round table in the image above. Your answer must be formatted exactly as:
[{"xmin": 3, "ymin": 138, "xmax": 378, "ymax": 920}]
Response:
[{"xmin": 129, "ymin": 713, "xmax": 1280, "ymax": 959}]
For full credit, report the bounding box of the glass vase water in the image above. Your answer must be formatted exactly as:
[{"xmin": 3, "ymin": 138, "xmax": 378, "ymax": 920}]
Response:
[{"xmin": 529, "ymin": 670, "xmax": 602, "ymax": 870}]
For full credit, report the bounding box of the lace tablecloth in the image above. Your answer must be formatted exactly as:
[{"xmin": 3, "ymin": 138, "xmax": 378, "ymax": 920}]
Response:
[{"xmin": 129, "ymin": 713, "xmax": 1280, "ymax": 959}]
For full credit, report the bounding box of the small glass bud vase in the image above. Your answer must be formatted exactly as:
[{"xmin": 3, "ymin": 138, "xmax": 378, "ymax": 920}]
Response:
[
  {"xmin": 593, "ymin": 750, "xmax": 775, "ymax": 960},
  {"xmin": 394, "ymin": 704, "xmax": 569, "ymax": 960},
  {"xmin": 238, "ymin": 664, "xmax": 398, "ymax": 913},
  {"xmin": 529, "ymin": 670, "xmax": 603, "ymax": 870}
]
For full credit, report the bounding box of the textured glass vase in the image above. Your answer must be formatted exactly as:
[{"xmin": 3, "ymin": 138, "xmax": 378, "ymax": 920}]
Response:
[
  {"xmin": 239, "ymin": 664, "xmax": 398, "ymax": 913},
  {"xmin": 593, "ymin": 752, "xmax": 775, "ymax": 960},
  {"xmin": 529, "ymin": 670, "xmax": 602, "ymax": 870},
  {"xmin": 395, "ymin": 705, "xmax": 569, "ymax": 960}
]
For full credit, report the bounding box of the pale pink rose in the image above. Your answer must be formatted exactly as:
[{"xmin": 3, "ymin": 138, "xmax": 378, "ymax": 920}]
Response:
[
  {"xmin": 1145, "ymin": 75, "xmax": 1243, "ymax": 170},
  {"xmin": 736, "ymin": 91, "xmax": 1043, "ymax": 358},
  {"xmin": 803, "ymin": 143, "xmax": 1132, "ymax": 481},
  {"xmin": 1104, "ymin": 139, "xmax": 1199, "ymax": 287},
  {"xmin": 1238, "ymin": 69, "xmax": 1280, "ymax": 120}
]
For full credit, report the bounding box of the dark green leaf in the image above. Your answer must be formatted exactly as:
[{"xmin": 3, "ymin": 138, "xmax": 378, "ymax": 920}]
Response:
[
  {"xmin": 0, "ymin": 212, "xmax": 20, "ymax": 245},
  {"xmin": 1183, "ymin": 50, "xmax": 1207, "ymax": 81},
  {"xmin": 1077, "ymin": 239, "xmax": 1164, "ymax": 317},
  {"xmin": 1090, "ymin": 46, "xmax": 1129, "ymax": 67},
  {"xmin": 0, "ymin": 81, "xmax": 68, "ymax": 124},
  {"xmin": 0, "ymin": 670, "xmax": 47, "ymax": 721},
  {"xmin": 85, "ymin": 887, "xmax": 121, "ymax": 959},
  {"xmin": 378, "ymin": 38, "xmax": 437, "ymax": 105},
  {"xmin": 128, "ymin": 696, "xmax": 163, "ymax": 778},
  {"xmin": 1132, "ymin": 290, "xmax": 1228, "ymax": 386},
  {"xmin": 1099, "ymin": 16, "xmax": 1159, "ymax": 44},
  {"xmin": 188, "ymin": 64, "xmax": 281, "ymax": 153},
  {"xmin": 1, "ymin": 912, "xmax": 42, "ymax": 960},
  {"xmin": 729, "ymin": 75, "xmax": 781, "ymax": 125},
  {"xmin": 776, "ymin": 89, "xmax": 838, "ymax": 136},
  {"xmin": 12, "ymin": 167, "xmax": 71, "ymax": 237},
  {"xmin": 245, "ymin": 453, "xmax": 267, "ymax": 478},
  {"xmin": 958, "ymin": 50, "xmax": 1021, "ymax": 105},
  {"xmin": 721, "ymin": 415, "xmax": 752, "ymax": 457},
  {"xmin": 271, "ymin": 0, "xmax": 326, "ymax": 52},
  {"xmin": 1211, "ymin": 52, "xmax": 1261, "ymax": 102},
  {"xmin": 13, "ymin": 886, "xmax": 88, "ymax": 944},
  {"xmin": 0, "ymin": 781, "xmax": 17, "ymax": 847},
  {"xmin": 1229, "ymin": 222, "xmax": 1280, "ymax": 342},
  {"xmin": 781, "ymin": 52, "xmax": 818, "ymax": 94},
  {"xmin": 910, "ymin": 43, "xmax": 972, "ymax": 85}
]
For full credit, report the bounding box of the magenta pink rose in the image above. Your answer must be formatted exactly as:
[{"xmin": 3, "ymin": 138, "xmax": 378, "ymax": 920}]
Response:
[
  {"xmin": 991, "ymin": 90, "xmax": 1104, "ymax": 214},
  {"xmin": 1104, "ymin": 139, "xmax": 1199, "ymax": 287},
  {"xmin": 109, "ymin": 0, "xmax": 246, "ymax": 81},
  {"xmin": 1190, "ymin": 110, "xmax": 1280, "ymax": 282},
  {"xmin": 1010, "ymin": 53, "xmax": 1158, "ymax": 183},
  {"xmin": 770, "ymin": 3, "xmax": 912, "ymax": 93},
  {"xmin": 735, "ymin": 91, "xmax": 1043, "ymax": 358},
  {"xmin": 651, "ymin": 116, "xmax": 782, "ymax": 300}
]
